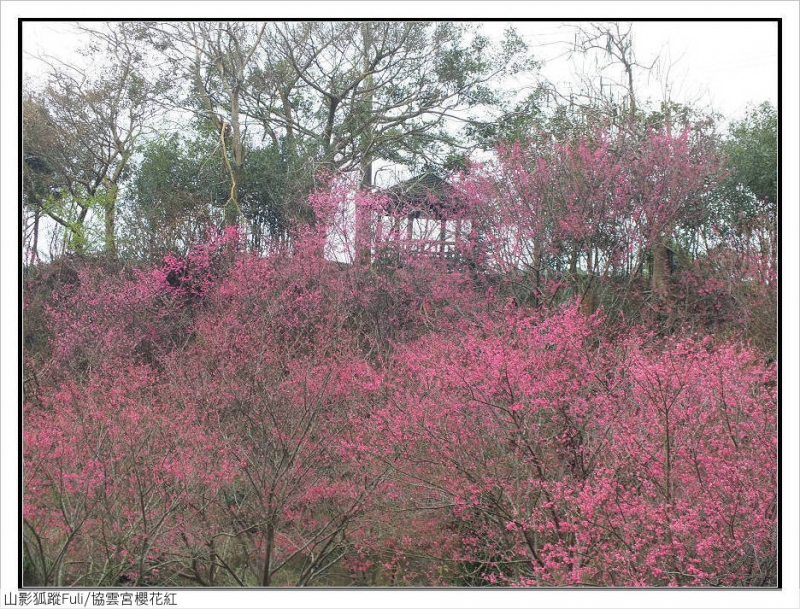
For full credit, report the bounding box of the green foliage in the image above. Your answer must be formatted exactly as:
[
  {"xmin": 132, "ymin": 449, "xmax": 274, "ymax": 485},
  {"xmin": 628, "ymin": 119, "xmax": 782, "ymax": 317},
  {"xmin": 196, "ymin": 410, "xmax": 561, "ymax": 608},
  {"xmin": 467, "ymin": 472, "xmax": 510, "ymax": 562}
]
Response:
[
  {"xmin": 699, "ymin": 102, "xmax": 777, "ymax": 238},
  {"xmin": 123, "ymin": 131, "xmax": 308, "ymax": 258},
  {"xmin": 467, "ymin": 88, "xmax": 549, "ymax": 146},
  {"xmin": 239, "ymin": 143, "xmax": 303, "ymax": 246},
  {"xmin": 725, "ymin": 101, "xmax": 777, "ymax": 206},
  {"xmin": 121, "ymin": 133, "xmax": 225, "ymax": 258},
  {"xmin": 23, "ymin": 153, "xmax": 58, "ymax": 211},
  {"xmin": 129, "ymin": 133, "xmax": 226, "ymax": 222},
  {"xmin": 37, "ymin": 188, "xmax": 115, "ymax": 256}
]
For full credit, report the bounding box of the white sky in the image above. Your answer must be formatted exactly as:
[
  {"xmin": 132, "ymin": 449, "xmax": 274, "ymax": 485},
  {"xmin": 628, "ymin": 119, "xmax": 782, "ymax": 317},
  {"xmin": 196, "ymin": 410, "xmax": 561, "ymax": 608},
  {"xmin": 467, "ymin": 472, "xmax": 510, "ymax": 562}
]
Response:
[
  {"xmin": 21, "ymin": 19, "xmax": 778, "ymax": 124},
  {"xmin": 467, "ymin": 20, "xmax": 779, "ymax": 123},
  {"xmin": 532, "ymin": 20, "xmax": 778, "ymax": 120},
  {"xmin": 3, "ymin": 2, "xmax": 799, "ymax": 609}
]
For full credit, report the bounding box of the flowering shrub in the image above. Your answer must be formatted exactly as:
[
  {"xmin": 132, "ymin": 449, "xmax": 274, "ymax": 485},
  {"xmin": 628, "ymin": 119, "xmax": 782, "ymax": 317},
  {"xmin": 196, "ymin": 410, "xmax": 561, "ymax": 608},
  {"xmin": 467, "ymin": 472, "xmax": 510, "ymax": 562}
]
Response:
[
  {"xmin": 369, "ymin": 305, "xmax": 775, "ymax": 586},
  {"xmin": 23, "ymin": 130, "xmax": 777, "ymax": 587}
]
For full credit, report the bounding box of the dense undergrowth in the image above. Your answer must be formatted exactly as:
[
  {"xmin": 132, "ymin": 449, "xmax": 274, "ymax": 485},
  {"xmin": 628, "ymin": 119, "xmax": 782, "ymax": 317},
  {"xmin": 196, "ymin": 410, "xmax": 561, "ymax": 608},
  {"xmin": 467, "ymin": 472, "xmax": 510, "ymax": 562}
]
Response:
[{"xmin": 23, "ymin": 130, "xmax": 777, "ymax": 587}]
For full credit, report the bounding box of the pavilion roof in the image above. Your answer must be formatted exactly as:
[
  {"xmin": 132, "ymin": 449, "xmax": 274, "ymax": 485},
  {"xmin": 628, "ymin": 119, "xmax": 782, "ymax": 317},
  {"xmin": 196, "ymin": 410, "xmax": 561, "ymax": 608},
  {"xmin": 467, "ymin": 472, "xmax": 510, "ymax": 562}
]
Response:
[{"xmin": 382, "ymin": 172, "xmax": 465, "ymax": 219}]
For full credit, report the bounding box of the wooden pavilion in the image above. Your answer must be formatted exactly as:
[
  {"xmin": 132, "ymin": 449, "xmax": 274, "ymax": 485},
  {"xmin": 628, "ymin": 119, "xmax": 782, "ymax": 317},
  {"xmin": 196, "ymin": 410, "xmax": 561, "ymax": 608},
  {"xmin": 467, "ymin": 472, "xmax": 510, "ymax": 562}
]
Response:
[{"xmin": 373, "ymin": 172, "xmax": 470, "ymax": 257}]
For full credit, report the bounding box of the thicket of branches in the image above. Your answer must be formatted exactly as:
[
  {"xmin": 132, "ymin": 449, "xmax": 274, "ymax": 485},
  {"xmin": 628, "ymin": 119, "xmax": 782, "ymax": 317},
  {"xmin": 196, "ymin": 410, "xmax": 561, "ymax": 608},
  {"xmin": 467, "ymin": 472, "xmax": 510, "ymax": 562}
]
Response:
[{"xmin": 22, "ymin": 21, "xmax": 777, "ymax": 587}]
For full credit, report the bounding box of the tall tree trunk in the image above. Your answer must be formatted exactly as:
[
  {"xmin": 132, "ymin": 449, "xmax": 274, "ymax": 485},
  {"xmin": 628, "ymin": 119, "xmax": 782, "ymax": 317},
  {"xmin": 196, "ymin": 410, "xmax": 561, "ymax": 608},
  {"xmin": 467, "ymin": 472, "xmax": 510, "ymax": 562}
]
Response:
[
  {"xmin": 651, "ymin": 236, "xmax": 669, "ymax": 297},
  {"xmin": 224, "ymin": 92, "xmax": 243, "ymax": 227},
  {"xmin": 67, "ymin": 205, "xmax": 90, "ymax": 256},
  {"xmin": 261, "ymin": 520, "xmax": 274, "ymax": 587},
  {"xmin": 104, "ymin": 183, "xmax": 118, "ymax": 258},
  {"xmin": 581, "ymin": 248, "xmax": 598, "ymax": 315},
  {"xmin": 355, "ymin": 23, "xmax": 375, "ymax": 266},
  {"xmin": 30, "ymin": 209, "xmax": 41, "ymax": 264}
]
